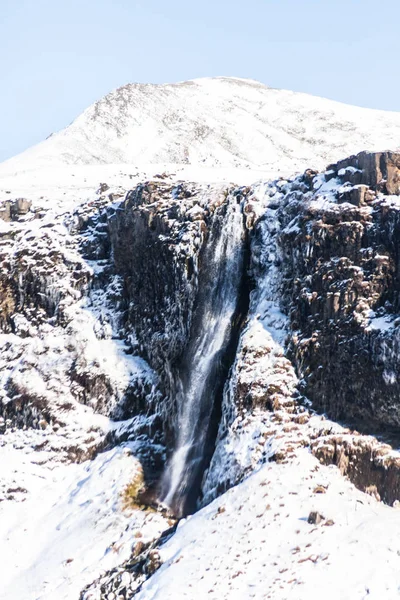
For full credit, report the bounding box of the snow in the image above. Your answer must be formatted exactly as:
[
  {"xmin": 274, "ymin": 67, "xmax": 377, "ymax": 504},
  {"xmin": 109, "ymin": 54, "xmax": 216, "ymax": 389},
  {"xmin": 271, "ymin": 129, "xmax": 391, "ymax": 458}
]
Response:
[
  {"xmin": 367, "ymin": 314, "xmax": 396, "ymax": 332},
  {"xmin": 2, "ymin": 77, "xmax": 400, "ymax": 179},
  {"xmin": 0, "ymin": 163, "xmax": 277, "ymax": 222},
  {"xmin": 136, "ymin": 449, "xmax": 400, "ymax": 600},
  {"xmin": 0, "ymin": 444, "xmax": 168, "ymax": 600},
  {"xmin": 338, "ymin": 166, "xmax": 361, "ymax": 176}
]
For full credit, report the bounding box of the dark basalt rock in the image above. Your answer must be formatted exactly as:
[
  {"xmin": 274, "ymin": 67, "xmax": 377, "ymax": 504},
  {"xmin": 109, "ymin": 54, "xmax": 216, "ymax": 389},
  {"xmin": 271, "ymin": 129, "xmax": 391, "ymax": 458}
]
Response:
[
  {"xmin": 263, "ymin": 151, "xmax": 400, "ymax": 428},
  {"xmin": 108, "ymin": 182, "xmax": 203, "ymax": 374},
  {"xmin": 107, "ymin": 182, "xmax": 242, "ymax": 431},
  {"xmin": 329, "ymin": 150, "xmax": 400, "ymax": 194}
]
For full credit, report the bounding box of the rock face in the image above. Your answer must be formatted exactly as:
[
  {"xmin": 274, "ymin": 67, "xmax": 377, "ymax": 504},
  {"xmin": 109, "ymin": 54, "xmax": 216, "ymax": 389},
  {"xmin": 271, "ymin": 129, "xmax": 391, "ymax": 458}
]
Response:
[
  {"xmin": 108, "ymin": 181, "xmax": 250, "ymax": 515},
  {"xmin": 0, "ymin": 179, "xmax": 249, "ymax": 488},
  {"xmin": 4, "ymin": 155, "xmax": 400, "ymax": 491},
  {"xmin": 107, "ymin": 182, "xmax": 247, "ymax": 422},
  {"xmin": 0, "ymin": 191, "xmax": 161, "ymax": 466},
  {"xmin": 108, "ymin": 182, "xmax": 208, "ymax": 392},
  {"xmin": 330, "ymin": 150, "xmax": 400, "ymax": 195},
  {"xmin": 202, "ymin": 151, "xmax": 400, "ymax": 506},
  {"xmin": 0, "ymin": 197, "xmax": 32, "ymax": 222},
  {"xmin": 266, "ymin": 151, "xmax": 400, "ymax": 428},
  {"xmin": 3, "ymin": 153, "xmax": 400, "ymax": 485},
  {"xmin": 4, "ymin": 153, "xmax": 400, "ymax": 599},
  {"xmin": 312, "ymin": 432, "xmax": 400, "ymax": 505}
]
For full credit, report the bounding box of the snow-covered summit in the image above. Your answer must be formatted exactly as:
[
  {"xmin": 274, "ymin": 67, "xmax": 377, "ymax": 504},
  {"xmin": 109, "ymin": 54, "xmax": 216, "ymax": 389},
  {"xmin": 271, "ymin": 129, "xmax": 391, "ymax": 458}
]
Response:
[{"xmin": 3, "ymin": 76, "xmax": 400, "ymax": 175}]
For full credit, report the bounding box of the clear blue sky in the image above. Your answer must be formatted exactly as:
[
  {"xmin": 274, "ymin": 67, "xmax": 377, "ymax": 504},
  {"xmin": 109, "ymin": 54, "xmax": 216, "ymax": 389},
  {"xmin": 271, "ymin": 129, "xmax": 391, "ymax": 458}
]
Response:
[{"xmin": 1, "ymin": 0, "xmax": 399, "ymax": 162}]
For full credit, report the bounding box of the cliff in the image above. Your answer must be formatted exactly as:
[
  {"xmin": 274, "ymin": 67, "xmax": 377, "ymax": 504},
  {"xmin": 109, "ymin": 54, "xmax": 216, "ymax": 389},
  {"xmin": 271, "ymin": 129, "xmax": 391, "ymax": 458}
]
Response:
[{"xmin": 2, "ymin": 153, "xmax": 400, "ymax": 599}]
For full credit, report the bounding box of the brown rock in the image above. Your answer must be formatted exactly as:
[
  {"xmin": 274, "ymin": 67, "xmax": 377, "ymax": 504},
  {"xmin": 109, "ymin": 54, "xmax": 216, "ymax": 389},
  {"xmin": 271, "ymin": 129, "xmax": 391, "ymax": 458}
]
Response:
[
  {"xmin": 13, "ymin": 198, "xmax": 32, "ymax": 216},
  {"xmin": 145, "ymin": 550, "xmax": 162, "ymax": 575},
  {"xmin": 308, "ymin": 511, "xmax": 324, "ymax": 525},
  {"xmin": 332, "ymin": 151, "xmax": 400, "ymax": 195},
  {"xmin": 0, "ymin": 201, "xmax": 11, "ymax": 221}
]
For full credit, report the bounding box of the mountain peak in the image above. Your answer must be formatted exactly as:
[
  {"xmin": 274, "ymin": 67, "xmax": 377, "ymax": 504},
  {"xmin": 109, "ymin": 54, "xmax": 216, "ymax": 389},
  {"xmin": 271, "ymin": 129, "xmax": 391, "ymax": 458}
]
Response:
[{"xmin": 2, "ymin": 76, "xmax": 400, "ymax": 175}]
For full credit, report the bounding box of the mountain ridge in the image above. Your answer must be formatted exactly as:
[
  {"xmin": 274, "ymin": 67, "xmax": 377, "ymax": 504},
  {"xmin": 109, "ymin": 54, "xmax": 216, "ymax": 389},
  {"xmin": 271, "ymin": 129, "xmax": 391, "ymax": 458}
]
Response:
[{"xmin": 3, "ymin": 76, "xmax": 400, "ymax": 176}]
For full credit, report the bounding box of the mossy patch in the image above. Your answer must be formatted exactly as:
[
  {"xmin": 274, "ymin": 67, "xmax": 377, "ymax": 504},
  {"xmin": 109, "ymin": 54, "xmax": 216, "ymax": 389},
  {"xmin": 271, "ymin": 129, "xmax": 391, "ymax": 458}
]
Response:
[
  {"xmin": 121, "ymin": 468, "xmax": 146, "ymax": 511},
  {"xmin": 121, "ymin": 468, "xmax": 158, "ymax": 513}
]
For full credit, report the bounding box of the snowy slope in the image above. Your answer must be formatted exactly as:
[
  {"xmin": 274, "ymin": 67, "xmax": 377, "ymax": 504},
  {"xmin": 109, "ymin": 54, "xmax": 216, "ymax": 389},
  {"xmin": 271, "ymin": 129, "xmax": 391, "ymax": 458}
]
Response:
[
  {"xmin": 0, "ymin": 444, "xmax": 168, "ymax": 600},
  {"xmin": 0, "ymin": 174, "xmax": 173, "ymax": 600},
  {"xmin": 2, "ymin": 76, "xmax": 400, "ymax": 176},
  {"xmin": 136, "ymin": 450, "xmax": 400, "ymax": 600}
]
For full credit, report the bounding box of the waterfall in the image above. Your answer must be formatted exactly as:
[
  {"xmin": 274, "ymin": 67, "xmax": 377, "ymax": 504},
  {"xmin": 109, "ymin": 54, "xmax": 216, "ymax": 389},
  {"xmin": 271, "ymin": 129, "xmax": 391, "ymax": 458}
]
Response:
[{"xmin": 160, "ymin": 193, "xmax": 246, "ymax": 517}]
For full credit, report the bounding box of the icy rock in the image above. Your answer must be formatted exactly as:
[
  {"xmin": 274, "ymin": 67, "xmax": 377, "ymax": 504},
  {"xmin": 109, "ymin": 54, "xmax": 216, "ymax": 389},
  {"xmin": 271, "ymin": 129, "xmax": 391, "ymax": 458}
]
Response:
[{"xmin": 145, "ymin": 550, "xmax": 162, "ymax": 575}]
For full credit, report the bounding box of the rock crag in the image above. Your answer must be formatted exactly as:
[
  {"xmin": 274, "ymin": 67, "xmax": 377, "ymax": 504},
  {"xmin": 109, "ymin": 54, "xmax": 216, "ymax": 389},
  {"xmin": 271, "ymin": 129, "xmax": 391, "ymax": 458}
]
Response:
[{"xmin": 3, "ymin": 153, "xmax": 400, "ymax": 599}]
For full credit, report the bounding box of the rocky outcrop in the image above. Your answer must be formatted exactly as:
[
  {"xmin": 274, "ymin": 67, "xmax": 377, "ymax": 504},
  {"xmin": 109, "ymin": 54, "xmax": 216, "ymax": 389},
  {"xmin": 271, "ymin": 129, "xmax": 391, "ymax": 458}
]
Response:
[
  {"xmin": 108, "ymin": 182, "xmax": 207, "ymax": 379},
  {"xmin": 247, "ymin": 151, "xmax": 400, "ymax": 429},
  {"xmin": 201, "ymin": 152, "xmax": 400, "ymax": 508},
  {"xmin": 80, "ymin": 524, "xmax": 176, "ymax": 600},
  {"xmin": 0, "ymin": 191, "xmax": 161, "ymax": 466},
  {"xmin": 3, "ymin": 155, "xmax": 400, "ymax": 486},
  {"xmin": 312, "ymin": 432, "xmax": 400, "ymax": 505},
  {"xmin": 329, "ymin": 150, "xmax": 400, "ymax": 195},
  {"xmin": 201, "ymin": 315, "xmax": 301, "ymax": 505},
  {"xmin": 107, "ymin": 182, "xmax": 248, "ymax": 437},
  {"xmin": 0, "ymin": 197, "xmax": 32, "ymax": 222},
  {"xmin": 0, "ymin": 179, "xmax": 250, "ymax": 487}
]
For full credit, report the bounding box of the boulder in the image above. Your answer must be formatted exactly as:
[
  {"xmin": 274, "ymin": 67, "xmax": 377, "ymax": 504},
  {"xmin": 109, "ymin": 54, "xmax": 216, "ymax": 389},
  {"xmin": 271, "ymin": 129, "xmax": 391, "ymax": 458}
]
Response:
[{"xmin": 12, "ymin": 197, "xmax": 32, "ymax": 216}]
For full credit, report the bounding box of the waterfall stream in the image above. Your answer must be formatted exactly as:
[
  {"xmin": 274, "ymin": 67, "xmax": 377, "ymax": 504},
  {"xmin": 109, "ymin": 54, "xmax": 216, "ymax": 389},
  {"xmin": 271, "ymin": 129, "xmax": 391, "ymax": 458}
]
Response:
[{"xmin": 161, "ymin": 194, "xmax": 246, "ymax": 516}]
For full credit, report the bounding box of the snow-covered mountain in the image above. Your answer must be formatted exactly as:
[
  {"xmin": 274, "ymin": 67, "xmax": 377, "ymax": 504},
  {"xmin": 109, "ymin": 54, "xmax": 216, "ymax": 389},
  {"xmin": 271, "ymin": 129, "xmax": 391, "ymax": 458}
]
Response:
[
  {"xmin": 3, "ymin": 76, "xmax": 400, "ymax": 175},
  {"xmin": 3, "ymin": 79, "xmax": 400, "ymax": 600}
]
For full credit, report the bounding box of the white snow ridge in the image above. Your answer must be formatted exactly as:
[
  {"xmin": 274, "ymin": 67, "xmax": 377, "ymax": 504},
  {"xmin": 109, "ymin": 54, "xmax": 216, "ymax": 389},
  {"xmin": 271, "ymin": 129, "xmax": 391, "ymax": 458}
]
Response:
[
  {"xmin": 1, "ymin": 77, "xmax": 400, "ymax": 600},
  {"xmin": 2, "ymin": 76, "xmax": 400, "ymax": 176}
]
